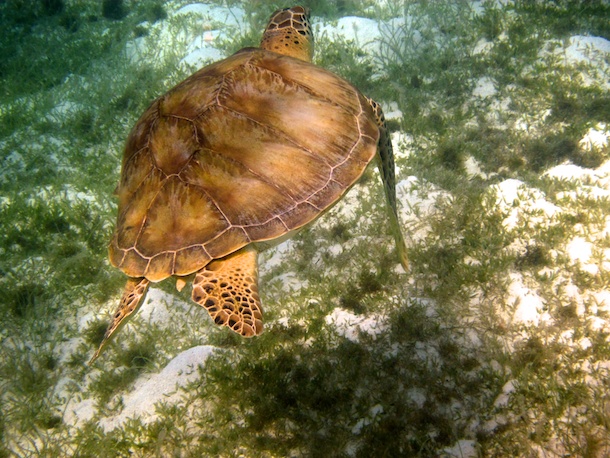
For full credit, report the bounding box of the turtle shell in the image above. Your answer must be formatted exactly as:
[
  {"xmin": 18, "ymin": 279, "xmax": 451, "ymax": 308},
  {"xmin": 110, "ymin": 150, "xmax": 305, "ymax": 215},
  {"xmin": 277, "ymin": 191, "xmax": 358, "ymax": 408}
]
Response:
[{"xmin": 109, "ymin": 48, "xmax": 380, "ymax": 282}]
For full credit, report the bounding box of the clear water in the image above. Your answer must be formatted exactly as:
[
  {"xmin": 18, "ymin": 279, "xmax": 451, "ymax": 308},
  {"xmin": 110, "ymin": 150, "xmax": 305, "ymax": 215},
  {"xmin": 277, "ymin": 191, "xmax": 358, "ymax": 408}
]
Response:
[{"xmin": 1, "ymin": 1, "xmax": 609, "ymax": 456}]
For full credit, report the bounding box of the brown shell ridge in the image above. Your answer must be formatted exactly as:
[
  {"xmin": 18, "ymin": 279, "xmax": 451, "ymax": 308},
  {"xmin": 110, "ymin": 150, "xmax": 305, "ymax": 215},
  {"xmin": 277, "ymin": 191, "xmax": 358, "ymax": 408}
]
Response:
[
  {"xmin": 118, "ymin": 138, "xmax": 370, "ymax": 260},
  {"xmin": 145, "ymin": 250, "xmax": 176, "ymax": 277},
  {"xmin": 171, "ymin": 148, "xmax": 295, "ymax": 236},
  {"xmin": 120, "ymin": 151, "xmax": 155, "ymax": 200},
  {"xmin": 214, "ymin": 58, "xmax": 248, "ymax": 107},
  {"xmin": 117, "ymin": 178, "xmax": 210, "ymax": 271},
  {"xmin": 201, "ymin": 225, "xmax": 252, "ymax": 247},
  {"xmin": 112, "ymin": 48, "xmax": 382, "ymax": 281},
  {"xmin": 204, "ymin": 101, "xmax": 373, "ymax": 236},
  {"xmin": 195, "ymin": 105, "xmax": 351, "ymax": 221},
  {"xmin": 330, "ymin": 104, "xmax": 373, "ymax": 173},
  {"xmin": 139, "ymin": 178, "xmax": 229, "ymax": 251},
  {"xmin": 308, "ymin": 103, "xmax": 369, "ymax": 190},
  {"xmin": 116, "ymin": 246, "xmax": 152, "ymax": 273},
  {"xmin": 117, "ymin": 178, "xmax": 163, "ymax": 258},
  {"xmin": 122, "ymin": 101, "xmax": 160, "ymax": 168},
  {"xmin": 215, "ymin": 104, "xmax": 334, "ymax": 170},
  {"xmin": 239, "ymin": 213, "xmax": 301, "ymax": 234},
  {"xmin": 245, "ymin": 56, "xmax": 358, "ymax": 114},
  {"xmin": 173, "ymin": 173, "xmax": 233, "ymax": 227},
  {"xmin": 185, "ymin": 146, "xmax": 299, "ymax": 209},
  {"xmin": 297, "ymin": 104, "xmax": 374, "ymax": 211},
  {"xmin": 112, "ymin": 240, "xmax": 128, "ymax": 266},
  {"xmin": 118, "ymin": 239, "xmax": 218, "ymax": 277},
  {"xmin": 119, "ymin": 110, "xmax": 158, "ymax": 202}
]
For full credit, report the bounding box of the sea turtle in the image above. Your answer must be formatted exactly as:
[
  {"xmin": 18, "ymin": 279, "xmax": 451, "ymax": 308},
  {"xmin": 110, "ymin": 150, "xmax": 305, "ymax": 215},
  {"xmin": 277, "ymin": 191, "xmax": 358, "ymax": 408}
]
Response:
[{"xmin": 90, "ymin": 6, "xmax": 408, "ymax": 362}]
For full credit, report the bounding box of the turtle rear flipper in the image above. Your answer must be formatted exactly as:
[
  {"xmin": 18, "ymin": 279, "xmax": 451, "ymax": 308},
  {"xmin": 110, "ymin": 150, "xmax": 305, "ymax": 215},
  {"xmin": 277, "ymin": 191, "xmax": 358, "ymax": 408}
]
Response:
[{"xmin": 192, "ymin": 246, "xmax": 263, "ymax": 337}]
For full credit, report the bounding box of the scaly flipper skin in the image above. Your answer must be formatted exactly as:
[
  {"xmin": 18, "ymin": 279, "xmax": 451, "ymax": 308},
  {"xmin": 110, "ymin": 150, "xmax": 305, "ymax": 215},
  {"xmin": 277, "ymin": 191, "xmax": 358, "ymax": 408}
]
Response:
[
  {"xmin": 367, "ymin": 97, "xmax": 409, "ymax": 270},
  {"xmin": 89, "ymin": 277, "xmax": 150, "ymax": 363},
  {"xmin": 191, "ymin": 246, "xmax": 263, "ymax": 337}
]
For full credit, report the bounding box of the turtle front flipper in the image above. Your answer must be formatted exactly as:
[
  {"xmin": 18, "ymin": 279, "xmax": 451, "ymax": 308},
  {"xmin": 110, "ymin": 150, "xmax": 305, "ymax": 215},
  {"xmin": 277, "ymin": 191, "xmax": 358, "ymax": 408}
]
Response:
[
  {"xmin": 367, "ymin": 98, "xmax": 409, "ymax": 270},
  {"xmin": 192, "ymin": 246, "xmax": 263, "ymax": 337},
  {"xmin": 89, "ymin": 277, "xmax": 150, "ymax": 364}
]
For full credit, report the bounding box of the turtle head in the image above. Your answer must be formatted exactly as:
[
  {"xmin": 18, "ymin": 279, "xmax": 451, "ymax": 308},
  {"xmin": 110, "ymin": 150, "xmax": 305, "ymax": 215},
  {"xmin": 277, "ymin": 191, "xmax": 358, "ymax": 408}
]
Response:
[{"xmin": 260, "ymin": 6, "xmax": 313, "ymax": 62}]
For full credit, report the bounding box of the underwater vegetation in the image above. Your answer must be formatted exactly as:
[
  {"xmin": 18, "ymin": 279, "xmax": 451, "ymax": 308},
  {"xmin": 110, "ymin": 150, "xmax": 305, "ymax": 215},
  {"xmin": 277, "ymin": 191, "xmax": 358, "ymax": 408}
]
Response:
[{"xmin": 1, "ymin": 0, "xmax": 609, "ymax": 456}]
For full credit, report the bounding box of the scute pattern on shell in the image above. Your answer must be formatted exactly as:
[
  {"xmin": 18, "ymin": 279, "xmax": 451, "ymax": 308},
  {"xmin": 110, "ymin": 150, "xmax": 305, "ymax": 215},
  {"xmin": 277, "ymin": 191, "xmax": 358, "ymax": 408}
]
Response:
[{"xmin": 109, "ymin": 48, "xmax": 379, "ymax": 282}]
